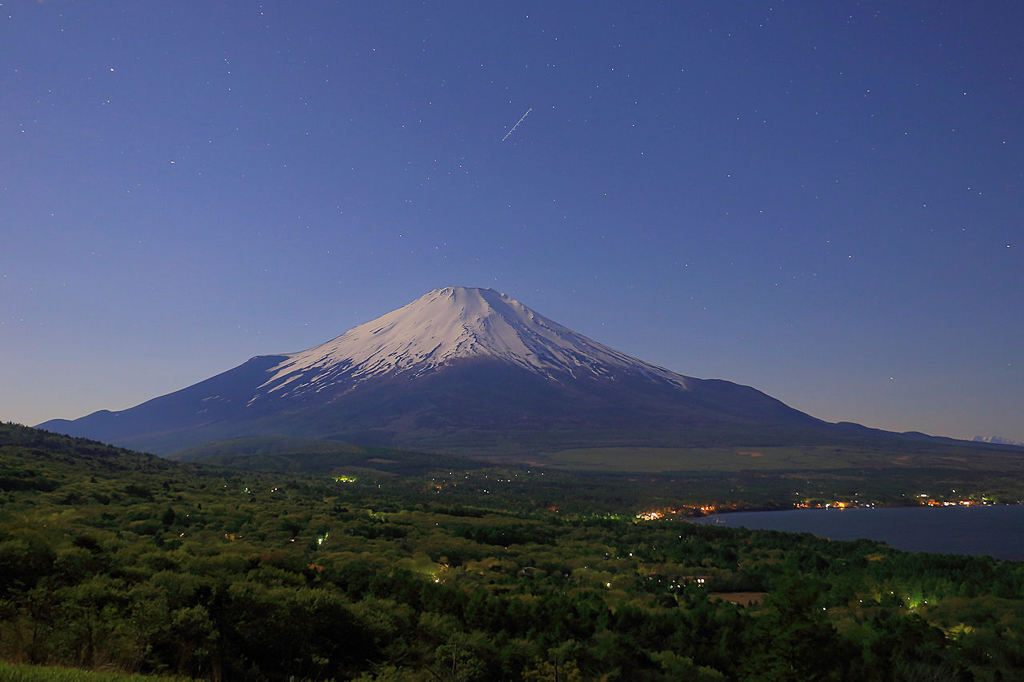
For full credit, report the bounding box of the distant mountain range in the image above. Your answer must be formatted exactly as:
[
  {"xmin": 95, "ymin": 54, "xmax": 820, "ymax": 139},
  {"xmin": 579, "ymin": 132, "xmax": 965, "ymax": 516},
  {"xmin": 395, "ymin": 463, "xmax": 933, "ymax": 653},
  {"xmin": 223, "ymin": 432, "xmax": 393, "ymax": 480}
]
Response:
[
  {"xmin": 38, "ymin": 286, "xmax": 985, "ymax": 458},
  {"xmin": 973, "ymin": 436, "xmax": 1024, "ymax": 447}
]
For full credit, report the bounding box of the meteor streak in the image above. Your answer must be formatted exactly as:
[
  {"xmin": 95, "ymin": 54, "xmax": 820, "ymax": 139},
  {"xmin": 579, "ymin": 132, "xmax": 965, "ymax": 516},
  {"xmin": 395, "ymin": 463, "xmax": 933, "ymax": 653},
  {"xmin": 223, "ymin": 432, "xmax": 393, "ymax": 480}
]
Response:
[{"xmin": 501, "ymin": 107, "xmax": 533, "ymax": 142}]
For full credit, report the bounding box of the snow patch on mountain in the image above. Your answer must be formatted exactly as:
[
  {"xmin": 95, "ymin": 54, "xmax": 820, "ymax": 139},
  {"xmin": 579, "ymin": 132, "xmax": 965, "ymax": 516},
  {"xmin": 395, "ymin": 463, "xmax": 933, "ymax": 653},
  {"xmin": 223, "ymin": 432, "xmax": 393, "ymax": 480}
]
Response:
[
  {"xmin": 973, "ymin": 435, "xmax": 1024, "ymax": 447},
  {"xmin": 256, "ymin": 286, "xmax": 690, "ymax": 398}
]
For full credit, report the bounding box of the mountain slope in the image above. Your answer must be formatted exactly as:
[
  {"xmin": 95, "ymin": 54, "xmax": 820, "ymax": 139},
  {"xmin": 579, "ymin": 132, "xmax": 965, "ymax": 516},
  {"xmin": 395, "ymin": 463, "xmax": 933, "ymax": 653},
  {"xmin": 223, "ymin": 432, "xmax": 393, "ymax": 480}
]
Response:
[{"xmin": 41, "ymin": 286, "xmax": 842, "ymax": 455}]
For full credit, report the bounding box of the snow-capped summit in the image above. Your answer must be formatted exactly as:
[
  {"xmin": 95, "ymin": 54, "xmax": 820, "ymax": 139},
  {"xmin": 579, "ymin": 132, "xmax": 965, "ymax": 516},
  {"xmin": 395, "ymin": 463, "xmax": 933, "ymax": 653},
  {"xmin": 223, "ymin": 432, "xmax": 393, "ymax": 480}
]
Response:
[
  {"xmin": 39, "ymin": 286, "xmax": 830, "ymax": 455},
  {"xmin": 256, "ymin": 286, "xmax": 688, "ymax": 400}
]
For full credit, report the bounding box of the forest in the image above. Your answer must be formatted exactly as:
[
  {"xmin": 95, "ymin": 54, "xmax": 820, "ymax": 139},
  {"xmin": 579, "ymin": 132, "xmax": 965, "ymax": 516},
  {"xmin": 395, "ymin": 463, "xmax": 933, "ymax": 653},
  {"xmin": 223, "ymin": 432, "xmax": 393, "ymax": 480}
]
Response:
[{"xmin": 2, "ymin": 422, "xmax": 1023, "ymax": 681}]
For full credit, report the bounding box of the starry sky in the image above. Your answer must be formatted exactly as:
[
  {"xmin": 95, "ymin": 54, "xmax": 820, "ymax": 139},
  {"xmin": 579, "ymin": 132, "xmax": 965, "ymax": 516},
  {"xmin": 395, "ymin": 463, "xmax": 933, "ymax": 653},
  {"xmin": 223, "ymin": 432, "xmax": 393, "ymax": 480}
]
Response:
[{"xmin": 2, "ymin": 1, "xmax": 1022, "ymax": 443}]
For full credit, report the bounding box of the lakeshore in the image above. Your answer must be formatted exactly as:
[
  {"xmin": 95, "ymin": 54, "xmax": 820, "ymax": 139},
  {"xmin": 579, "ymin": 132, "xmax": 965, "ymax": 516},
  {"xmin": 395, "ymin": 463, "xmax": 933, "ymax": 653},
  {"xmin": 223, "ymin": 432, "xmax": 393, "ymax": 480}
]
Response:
[{"xmin": 696, "ymin": 504, "xmax": 1024, "ymax": 561}]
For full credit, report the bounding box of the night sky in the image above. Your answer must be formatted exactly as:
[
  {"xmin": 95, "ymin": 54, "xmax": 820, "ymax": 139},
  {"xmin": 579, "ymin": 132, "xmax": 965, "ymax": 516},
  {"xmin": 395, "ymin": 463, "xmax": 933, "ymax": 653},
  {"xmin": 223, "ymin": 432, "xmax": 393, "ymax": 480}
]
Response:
[{"xmin": 2, "ymin": 1, "xmax": 1022, "ymax": 443}]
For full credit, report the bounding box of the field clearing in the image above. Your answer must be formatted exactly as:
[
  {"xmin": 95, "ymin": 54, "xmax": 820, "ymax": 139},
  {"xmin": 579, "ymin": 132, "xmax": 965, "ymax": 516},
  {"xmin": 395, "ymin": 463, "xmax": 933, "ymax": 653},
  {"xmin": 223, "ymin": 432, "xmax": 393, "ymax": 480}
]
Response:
[
  {"xmin": 0, "ymin": 662, "xmax": 194, "ymax": 682},
  {"xmin": 540, "ymin": 444, "xmax": 1024, "ymax": 473},
  {"xmin": 709, "ymin": 592, "xmax": 768, "ymax": 606},
  {"xmin": 542, "ymin": 446, "xmax": 874, "ymax": 472}
]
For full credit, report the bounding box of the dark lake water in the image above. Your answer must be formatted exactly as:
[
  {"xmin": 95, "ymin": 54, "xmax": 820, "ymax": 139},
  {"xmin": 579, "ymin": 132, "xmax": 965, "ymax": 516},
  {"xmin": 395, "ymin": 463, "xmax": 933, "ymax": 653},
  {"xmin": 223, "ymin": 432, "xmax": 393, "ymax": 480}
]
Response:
[{"xmin": 696, "ymin": 505, "xmax": 1024, "ymax": 561}]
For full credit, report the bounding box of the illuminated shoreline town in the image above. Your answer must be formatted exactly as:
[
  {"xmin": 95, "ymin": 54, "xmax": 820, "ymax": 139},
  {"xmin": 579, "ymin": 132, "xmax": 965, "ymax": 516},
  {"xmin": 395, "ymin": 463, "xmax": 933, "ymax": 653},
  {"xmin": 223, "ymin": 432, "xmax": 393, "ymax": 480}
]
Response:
[{"xmin": 634, "ymin": 495, "xmax": 1001, "ymax": 522}]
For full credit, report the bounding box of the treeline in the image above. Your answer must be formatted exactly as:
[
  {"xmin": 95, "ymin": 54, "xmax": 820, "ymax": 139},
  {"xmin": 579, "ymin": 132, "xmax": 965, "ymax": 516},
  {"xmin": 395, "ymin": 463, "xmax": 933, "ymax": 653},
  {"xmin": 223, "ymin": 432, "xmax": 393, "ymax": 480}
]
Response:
[{"xmin": 1, "ymin": 423, "xmax": 1023, "ymax": 680}]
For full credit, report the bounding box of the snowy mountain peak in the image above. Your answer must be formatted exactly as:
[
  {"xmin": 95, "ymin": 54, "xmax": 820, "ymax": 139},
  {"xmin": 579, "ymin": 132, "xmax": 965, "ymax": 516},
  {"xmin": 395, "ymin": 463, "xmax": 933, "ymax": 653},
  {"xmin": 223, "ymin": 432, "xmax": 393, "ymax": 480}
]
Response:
[
  {"xmin": 256, "ymin": 286, "xmax": 689, "ymax": 398},
  {"xmin": 38, "ymin": 286, "xmax": 839, "ymax": 455}
]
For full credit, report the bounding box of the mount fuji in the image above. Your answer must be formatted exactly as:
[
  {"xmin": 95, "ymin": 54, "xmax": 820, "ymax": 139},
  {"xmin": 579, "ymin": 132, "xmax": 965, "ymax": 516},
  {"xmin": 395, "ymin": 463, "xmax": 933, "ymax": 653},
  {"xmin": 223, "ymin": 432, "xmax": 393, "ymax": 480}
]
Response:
[{"xmin": 41, "ymin": 286, "xmax": 845, "ymax": 455}]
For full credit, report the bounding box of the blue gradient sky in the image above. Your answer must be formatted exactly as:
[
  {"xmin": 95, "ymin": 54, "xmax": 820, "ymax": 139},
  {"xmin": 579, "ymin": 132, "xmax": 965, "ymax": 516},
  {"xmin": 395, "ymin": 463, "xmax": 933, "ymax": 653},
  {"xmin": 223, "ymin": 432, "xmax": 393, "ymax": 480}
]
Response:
[{"xmin": 2, "ymin": 1, "xmax": 1022, "ymax": 442}]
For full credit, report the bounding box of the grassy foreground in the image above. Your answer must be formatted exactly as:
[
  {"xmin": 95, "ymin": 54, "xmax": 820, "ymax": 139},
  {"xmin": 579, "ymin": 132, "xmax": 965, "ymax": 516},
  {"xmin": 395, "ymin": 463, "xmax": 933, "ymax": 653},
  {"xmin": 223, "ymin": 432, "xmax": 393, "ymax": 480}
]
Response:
[{"xmin": 0, "ymin": 662, "xmax": 193, "ymax": 682}]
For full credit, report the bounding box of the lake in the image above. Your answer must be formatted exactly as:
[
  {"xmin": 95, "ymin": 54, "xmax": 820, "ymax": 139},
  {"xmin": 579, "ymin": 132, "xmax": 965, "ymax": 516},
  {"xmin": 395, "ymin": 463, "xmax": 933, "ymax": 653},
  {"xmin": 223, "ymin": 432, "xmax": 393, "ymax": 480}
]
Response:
[{"xmin": 696, "ymin": 505, "xmax": 1024, "ymax": 561}]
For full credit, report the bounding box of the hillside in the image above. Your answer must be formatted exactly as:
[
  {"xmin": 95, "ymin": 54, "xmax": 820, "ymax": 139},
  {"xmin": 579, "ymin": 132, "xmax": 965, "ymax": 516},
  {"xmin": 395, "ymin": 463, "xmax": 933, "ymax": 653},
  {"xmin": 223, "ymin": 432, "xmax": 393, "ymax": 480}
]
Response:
[
  {"xmin": 168, "ymin": 435, "xmax": 488, "ymax": 476},
  {"xmin": 2, "ymin": 422, "xmax": 1024, "ymax": 680}
]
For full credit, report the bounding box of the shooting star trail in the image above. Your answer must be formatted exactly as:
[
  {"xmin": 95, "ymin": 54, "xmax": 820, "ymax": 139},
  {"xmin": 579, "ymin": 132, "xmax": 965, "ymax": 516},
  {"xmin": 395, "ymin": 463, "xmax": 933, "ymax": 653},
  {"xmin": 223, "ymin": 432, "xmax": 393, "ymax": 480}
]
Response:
[{"xmin": 501, "ymin": 107, "xmax": 533, "ymax": 142}]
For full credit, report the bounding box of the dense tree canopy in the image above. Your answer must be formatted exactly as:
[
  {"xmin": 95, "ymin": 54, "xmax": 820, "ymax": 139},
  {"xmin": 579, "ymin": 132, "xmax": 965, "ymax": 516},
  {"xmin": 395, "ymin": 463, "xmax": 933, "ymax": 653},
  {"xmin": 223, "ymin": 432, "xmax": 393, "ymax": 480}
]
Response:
[{"xmin": 1, "ymin": 423, "xmax": 1022, "ymax": 680}]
